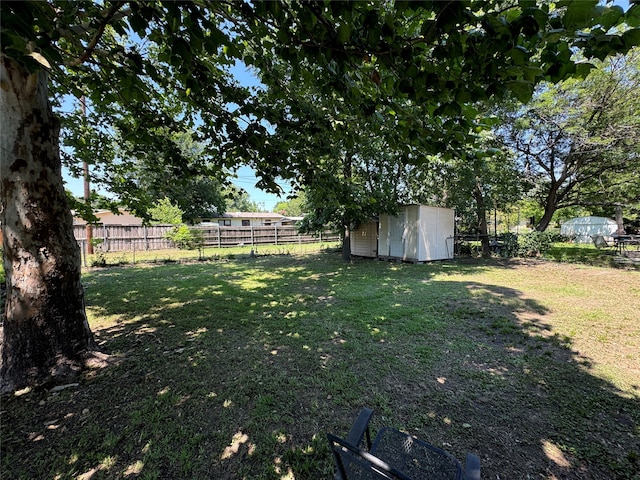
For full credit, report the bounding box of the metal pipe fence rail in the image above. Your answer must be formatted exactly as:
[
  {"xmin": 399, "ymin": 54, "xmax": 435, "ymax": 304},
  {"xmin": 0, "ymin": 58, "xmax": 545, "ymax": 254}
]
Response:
[{"xmin": 73, "ymin": 224, "xmax": 339, "ymax": 253}]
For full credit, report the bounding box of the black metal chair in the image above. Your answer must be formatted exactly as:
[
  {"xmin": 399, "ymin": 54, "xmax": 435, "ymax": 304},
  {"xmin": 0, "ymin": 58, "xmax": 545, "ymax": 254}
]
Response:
[{"xmin": 328, "ymin": 408, "xmax": 480, "ymax": 480}]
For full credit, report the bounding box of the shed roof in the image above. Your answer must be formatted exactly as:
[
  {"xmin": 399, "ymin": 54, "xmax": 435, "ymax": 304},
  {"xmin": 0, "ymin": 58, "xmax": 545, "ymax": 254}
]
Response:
[{"xmin": 561, "ymin": 216, "xmax": 617, "ymax": 226}]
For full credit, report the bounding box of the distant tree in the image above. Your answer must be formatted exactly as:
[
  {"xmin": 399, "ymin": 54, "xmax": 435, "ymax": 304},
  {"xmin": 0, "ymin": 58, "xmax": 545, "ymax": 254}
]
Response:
[
  {"xmin": 248, "ymin": 56, "xmax": 415, "ymax": 260},
  {"xmin": 274, "ymin": 192, "xmax": 307, "ymax": 216},
  {"xmin": 500, "ymin": 48, "xmax": 640, "ymax": 231},
  {"xmin": 144, "ymin": 175, "xmax": 227, "ymax": 223},
  {"xmin": 514, "ymin": 199, "xmax": 547, "ymax": 229},
  {"xmin": 225, "ymin": 188, "xmax": 262, "ymax": 212},
  {"xmin": 129, "ymin": 133, "xmax": 228, "ymax": 223},
  {"xmin": 62, "ymin": 112, "xmax": 228, "ymax": 224},
  {"xmin": 298, "ymin": 141, "xmax": 404, "ymax": 261},
  {"xmin": 149, "ymin": 198, "xmax": 183, "ymax": 225}
]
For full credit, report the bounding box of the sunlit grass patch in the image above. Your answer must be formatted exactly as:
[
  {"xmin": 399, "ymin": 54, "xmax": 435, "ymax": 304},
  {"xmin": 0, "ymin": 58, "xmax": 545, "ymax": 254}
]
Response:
[{"xmin": 3, "ymin": 254, "xmax": 640, "ymax": 479}]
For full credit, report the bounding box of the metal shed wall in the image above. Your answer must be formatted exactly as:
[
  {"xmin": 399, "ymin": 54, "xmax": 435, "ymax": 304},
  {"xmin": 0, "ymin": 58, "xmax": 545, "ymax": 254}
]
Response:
[
  {"xmin": 378, "ymin": 205, "xmax": 454, "ymax": 262},
  {"xmin": 560, "ymin": 216, "xmax": 618, "ymax": 243},
  {"xmin": 350, "ymin": 220, "xmax": 378, "ymax": 258}
]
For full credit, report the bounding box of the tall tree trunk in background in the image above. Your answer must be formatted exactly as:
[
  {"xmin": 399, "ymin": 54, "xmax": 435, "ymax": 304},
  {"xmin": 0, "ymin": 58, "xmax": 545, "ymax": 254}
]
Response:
[
  {"xmin": 615, "ymin": 205, "xmax": 624, "ymax": 235},
  {"xmin": 473, "ymin": 176, "xmax": 491, "ymax": 257},
  {"xmin": 535, "ymin": 196, "xmax": 557, "ymax": 232},
  {"xmin": 341, "ymin": 226, "xmax": 351, "ymax": 262},
  {"xmin": 1, "ymin": 56, "xmax": 96, "ymax": 393},
  {"xmin": 536, "ymin": 181, "xmax": 562, "ymax": 232},
  {"xmin": 341, "ymin": 154, "xmax": 353, "ymax": 262}
]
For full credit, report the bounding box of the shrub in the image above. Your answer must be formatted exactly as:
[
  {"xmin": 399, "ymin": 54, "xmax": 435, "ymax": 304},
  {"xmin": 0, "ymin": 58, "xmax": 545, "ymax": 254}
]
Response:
[
  {"xmin": 516, "ymin": 231, "xmax": 554, "ymax": 257},
  {"xmin": 165, "ymin": 225, "xmax": 204, "ymax": 250},
  {"xmin": 499, "ymin": 233, "xmax": 520, "ymax": 257},
  {"xmin": 544, "ymin": 231, "xmax": 572, "ymax": 243},
  {"xmin": 89, "ymin": 237, "xmax": 105, "ymax": 251},
  {"xmin": 91, "ymin": 252, "xmax": 107, "ymax": 267},
  {"xmin": 457, "ymin": 241, "xmax": 481, "ymax": 257}
]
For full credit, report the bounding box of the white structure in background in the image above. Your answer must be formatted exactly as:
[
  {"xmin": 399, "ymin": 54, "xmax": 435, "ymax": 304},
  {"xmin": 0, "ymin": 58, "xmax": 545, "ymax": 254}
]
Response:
[
  {"xmin": 202, "ymin": 212, "xmax": 301, "ymax": 227},
  {"xmin": 560, "ymin": 216, "xmax": 618, "ymax": 243},
  {"xmin": 352, "ymin": 205, "xmax": 455, "ymax": 262}
]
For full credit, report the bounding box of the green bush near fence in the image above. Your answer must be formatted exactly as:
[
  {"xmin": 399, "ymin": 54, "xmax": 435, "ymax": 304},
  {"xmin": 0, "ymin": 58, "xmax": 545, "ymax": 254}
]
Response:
[{"xmin": 165, "ymin": 225, "xmax": 205, "ymax": 250}]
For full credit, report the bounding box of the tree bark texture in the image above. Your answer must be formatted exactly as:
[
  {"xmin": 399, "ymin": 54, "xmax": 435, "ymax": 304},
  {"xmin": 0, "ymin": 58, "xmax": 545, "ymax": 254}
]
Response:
[
  {"xmin": 473, "ymin": 177, "xmax": 491, "ymax": 257},
  {"xmin": 341, "ymin": 154, "xmax": 353, "ymax": 262},
  {"xmin": 536, "ymin": 184, "xmax": 560, "ymax": 232},
  {"xmin": 341, "ymin": 225, "xmax": 351, "ymax": 262},
  {"xmin": 1, "ymin": 56, "xmax": 96, "ymax": 392}
]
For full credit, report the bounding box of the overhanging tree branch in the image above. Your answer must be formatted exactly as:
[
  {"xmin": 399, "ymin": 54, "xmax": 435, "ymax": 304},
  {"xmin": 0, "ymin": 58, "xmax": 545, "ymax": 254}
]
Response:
[{"xmin": 66, "ymin": 2, "xmax": 128, "ymax": 68}]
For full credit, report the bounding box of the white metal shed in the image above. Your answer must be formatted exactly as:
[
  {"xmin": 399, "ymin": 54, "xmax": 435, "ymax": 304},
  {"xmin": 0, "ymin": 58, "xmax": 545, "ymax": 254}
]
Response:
[
  {"xmin": 560, "ymin": 216, "xmax": 618, "ymax": 244},
  {"xmin": 378, "ymin": 205, "xmax": 455, "ymax": 262}
]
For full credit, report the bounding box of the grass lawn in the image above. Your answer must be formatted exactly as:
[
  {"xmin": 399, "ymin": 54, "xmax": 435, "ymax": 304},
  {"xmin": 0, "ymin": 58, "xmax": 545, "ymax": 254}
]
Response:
[
  {"xmin": 2, "ymin": 247, "xmax": 639, "ymax": 479},
  {"xmin": 81, "ymin": 242, "xmax": 341, "ymax": 268}
]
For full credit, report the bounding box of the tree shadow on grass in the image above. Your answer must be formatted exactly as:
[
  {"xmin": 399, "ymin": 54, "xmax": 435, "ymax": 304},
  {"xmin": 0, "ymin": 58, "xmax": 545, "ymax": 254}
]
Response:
[
  {"xmin": 397, "ymin": 280, "xmax": 640, "ymax": 480},
  {"xmin": 2, "ymin": 255, "xmax": 638, "ymax": 479}
]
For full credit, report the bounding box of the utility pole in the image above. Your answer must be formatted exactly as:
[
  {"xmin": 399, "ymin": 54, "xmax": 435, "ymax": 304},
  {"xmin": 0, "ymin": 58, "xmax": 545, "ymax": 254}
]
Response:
[{"xmin": 81, "ymin": 96, "xmax": 94, "ymax": 255}]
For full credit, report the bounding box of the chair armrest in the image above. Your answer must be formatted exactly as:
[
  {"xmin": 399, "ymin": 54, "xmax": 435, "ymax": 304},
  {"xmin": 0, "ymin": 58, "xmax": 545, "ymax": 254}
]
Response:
[
  {"xmin": 345, "ymin": 407, "xmax": 374, "ymax": 448},
  {"xmin": 328, "ymin": 433, "xmax": 412, "ymax": 480},
  {"xmin": 465, "ymin": 453, "xmax": 481, "ymax": 480}
]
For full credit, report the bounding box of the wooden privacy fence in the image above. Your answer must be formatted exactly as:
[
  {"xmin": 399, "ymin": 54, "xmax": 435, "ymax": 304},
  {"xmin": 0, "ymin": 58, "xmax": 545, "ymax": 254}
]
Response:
[{"xmin": 73, "ymin": 224, "xmax": 339, "ymax": 253}]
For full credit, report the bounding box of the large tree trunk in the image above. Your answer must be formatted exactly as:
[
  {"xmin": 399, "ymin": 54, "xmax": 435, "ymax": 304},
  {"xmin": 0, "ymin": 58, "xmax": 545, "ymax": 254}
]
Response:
[
  {"xmin": 341, "ymin": 225, "xmax": 351, "ymax": 262},
  {"xmin": 1, "ymin": 56, "xmax": 96, "ymax": 393},
  {"xmin": 535, "ymin": 190, "xmax": 560, "ymax": 232},
  {"xmin": 536, "ymin": 180, "xmax": 562, "ymax": 232},
  {"xmin": 614, "ymin": 205, "xmax": 625, "ymax": 235},
  {"xmin": 473, "ymin": 177, "xmax": 491, "ymax": 257},
  {"xmin": 536, "ymin": 206, "xmax": 555, "ymax": 232}
]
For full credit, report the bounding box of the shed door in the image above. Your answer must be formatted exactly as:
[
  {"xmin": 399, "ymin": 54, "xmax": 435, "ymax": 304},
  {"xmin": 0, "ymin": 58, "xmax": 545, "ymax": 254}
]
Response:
[{"xmin": 389, "ymin": 214, "xmax": 405, "ymax": 257}]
